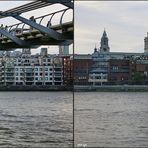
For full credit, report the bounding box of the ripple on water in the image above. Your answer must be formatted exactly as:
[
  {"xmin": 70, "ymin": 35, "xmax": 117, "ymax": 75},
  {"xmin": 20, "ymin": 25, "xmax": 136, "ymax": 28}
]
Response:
[
  {"xmin": 0, "ymin": 91, "xmax": 73, "ymax": 147},
  {"xmin": 75, "ymin": 92, "xmax": 148, "ymax": 147}
]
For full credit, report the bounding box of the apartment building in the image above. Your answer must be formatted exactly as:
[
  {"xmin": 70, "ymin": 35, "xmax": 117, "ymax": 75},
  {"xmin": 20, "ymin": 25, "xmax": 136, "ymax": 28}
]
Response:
[{"xmin": 0, "ymin": 48, "xmax": 63, "ymax": 86}]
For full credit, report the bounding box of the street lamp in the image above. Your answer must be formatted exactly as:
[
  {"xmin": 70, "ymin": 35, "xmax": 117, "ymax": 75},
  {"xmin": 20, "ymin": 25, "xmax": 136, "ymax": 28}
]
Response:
[
  {"xmin": 93, "ymin": 73, "xmax": 95, "ymax": 86},
  {"xmin": 100, "ymin": 73, "xmax": 103, "ymax": 86}
]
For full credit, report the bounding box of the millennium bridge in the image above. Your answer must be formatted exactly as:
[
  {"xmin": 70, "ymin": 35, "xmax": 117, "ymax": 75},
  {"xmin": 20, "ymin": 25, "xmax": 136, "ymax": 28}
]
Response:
[{"xmin": 0, "ymin": 0, "xmax": 73, "ymax": 50}]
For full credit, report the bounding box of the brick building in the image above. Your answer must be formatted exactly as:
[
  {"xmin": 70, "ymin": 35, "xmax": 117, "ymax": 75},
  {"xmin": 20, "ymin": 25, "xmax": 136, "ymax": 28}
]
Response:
[
  {"xmin": 73, "ymin": 54, "xmax": 93, "ymax": 85},
  {"xmin": 62, "ymin": 55, "xmax": 73, "ymax": 86},
  {"xmin": 108, "ymin": 59, "xmax": 131, "ymax": 84}
]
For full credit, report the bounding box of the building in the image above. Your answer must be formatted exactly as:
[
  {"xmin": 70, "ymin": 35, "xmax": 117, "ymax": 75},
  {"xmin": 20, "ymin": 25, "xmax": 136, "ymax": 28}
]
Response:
[
  {"xmin": 108, "ymin": 59, "xmax": 131, "ymax": 85},
  {"xmin": 62, "ymin": 55, "xmax": 73, "ymax": 86},
  {"xmin": 74, "ymin": 30, "xmax": 148, "ymax": 85},
  {"xmin": 131, "ymin": 55, "xmax": 148, "ymax": 84},
  {"xmin": 59, "ymin": 45, "xmax": 69, "ymax": 55},
  {"xmin": 0, "ymin": 48, "xmax": 63, "ymax": 86},
  {"xmin": 74, "ymin": 54, "xmax": 93, "ymax": 85}
]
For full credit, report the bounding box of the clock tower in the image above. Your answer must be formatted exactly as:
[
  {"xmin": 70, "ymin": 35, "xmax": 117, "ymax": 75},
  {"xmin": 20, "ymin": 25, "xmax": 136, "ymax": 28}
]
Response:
[{"xmin": 100, "ymin": 29, "xmax": 110, "ymax": 53}]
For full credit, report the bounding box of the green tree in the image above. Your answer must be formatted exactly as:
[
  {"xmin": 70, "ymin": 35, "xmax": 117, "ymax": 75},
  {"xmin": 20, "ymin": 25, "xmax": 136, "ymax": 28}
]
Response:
[{"xmin": 132, "ymin": 72, "xmax": 143, "ymax": 84}]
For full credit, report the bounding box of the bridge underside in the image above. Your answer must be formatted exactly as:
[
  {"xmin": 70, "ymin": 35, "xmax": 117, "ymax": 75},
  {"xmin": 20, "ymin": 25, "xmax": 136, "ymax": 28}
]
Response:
[{"xmin": 0, "ymin": 22, "xmax": 73, "ymax": 50}]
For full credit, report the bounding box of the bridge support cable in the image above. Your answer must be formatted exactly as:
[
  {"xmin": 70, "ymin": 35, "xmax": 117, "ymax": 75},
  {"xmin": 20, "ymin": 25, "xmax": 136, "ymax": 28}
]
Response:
[{"xmin": 0, "ymin": 29, "xmax": 28, "ymax": 46}]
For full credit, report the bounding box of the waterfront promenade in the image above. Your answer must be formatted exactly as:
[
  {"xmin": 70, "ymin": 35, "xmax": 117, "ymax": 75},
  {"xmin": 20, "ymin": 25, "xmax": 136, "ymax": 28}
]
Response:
[
  {"xmin": 0, "ymin": 85, "xmax": 73, "ymax": 91},
  {"xmin": 74, "ymin": 85, "xmax": 148, "ymax": 92}
]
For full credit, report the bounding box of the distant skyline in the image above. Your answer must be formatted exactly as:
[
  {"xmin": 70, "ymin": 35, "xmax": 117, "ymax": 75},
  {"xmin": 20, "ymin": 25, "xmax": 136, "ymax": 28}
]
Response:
[
  {"xmin": 75, "ymin": 1, "xmax": 148, "ymax": 54},
  {"xmin": 0, "ymin": 1, "xmax": 73, "ymax": 54}
]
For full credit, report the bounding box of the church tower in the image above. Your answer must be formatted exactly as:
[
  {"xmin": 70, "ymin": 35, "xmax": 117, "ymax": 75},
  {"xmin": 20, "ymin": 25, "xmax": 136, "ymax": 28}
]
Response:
[
  {"xmin": 144, "ymin": 33, "xmax": 148, "ymax": 54},
  {"xmin": 100, "ymin": 29, "xmax": 110, "ymax": 53}
]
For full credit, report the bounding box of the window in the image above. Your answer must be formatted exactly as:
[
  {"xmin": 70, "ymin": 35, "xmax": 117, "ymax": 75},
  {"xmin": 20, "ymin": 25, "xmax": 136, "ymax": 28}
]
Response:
[
  {"xmin": 96, "ymin": 76, "xmax": 101, "ymax": 79},
  {"xmin": 103, "ymin": 48, "xmax": 107, "ymax": 52},
  {"xmin": 112, "ymin": 66, "xmax": 118, "ymax": 70}
]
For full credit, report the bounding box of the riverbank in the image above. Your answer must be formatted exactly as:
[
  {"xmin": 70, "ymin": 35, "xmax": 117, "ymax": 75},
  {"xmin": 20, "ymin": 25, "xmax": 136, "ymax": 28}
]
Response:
[
  {"xmin": 74, "ymin": 85, "xmax": 148, "ymax": 92},
  {"xmin": 0, "ymin": 85, "xmax": 73, "ymax": 91},
  {"xmin": 2, "ymin": 85, "xmax": 148, "ymax": 92}
]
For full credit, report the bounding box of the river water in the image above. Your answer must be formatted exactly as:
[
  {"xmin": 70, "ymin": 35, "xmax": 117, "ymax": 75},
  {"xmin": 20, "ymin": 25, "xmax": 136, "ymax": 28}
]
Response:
[
  {"xmin": 0, "ymin": 91, "xmax": 73, "ymax": 148},
  {"xmin": 75, "ymin": 92, "xmax": 148, "ymax": 147}
]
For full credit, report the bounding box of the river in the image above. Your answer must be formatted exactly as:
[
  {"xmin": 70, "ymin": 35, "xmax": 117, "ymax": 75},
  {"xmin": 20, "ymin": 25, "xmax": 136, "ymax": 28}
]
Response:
[
  {"xmin": 75, "ymin": 92, "xmax": 148, "ymax": 147},
  {"xmin": 0, "ymin": 91, "xmax": 73, "ymax": 148}
]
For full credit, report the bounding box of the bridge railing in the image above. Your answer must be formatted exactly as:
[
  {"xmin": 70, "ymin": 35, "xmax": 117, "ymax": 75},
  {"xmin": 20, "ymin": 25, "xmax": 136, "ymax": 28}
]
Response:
[{"xmin": 6, "ymin": 8, "xmax": 73, "ymax": 36}]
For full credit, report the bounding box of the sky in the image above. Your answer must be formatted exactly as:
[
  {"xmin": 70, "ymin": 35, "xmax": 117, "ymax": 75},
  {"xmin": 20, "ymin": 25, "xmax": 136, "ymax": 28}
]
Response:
[
  {"xmin": 75, "ymin": 1, "xmax": 148, "ymax": 54},
  {"xmin": 0, "ymin": 1, "xmax": 73, "ymax": 54}
]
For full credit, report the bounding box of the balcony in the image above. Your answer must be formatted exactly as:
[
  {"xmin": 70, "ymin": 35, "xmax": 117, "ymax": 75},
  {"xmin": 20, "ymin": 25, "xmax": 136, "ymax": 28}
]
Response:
[
  {"xmin": 88, "ymin": 78, "xmax": 108, "ymax": 82},
  {"xmin": 25, "ymin": 74, "xmax": 34, "ymax": 77},
  {"xmin": 5, "ymin": 70, "xmax": 15, "ymax": 73},
  {"xmin": 54, "ymin": 68, "xmax": 62, "ymax": 71},
  {"xmin": 54, "ymin": 78, "xmax": 62, "ymax": 82},
  {"xmin": 2, "ymin": 79, "xmax": 15, "ymax": 82},
  {"xmin": 110, "ymin": 69, "xmax": 129, "ymax": 73},
  {"xmin": 54, "ymin": 74, "xmax": 62, "ymax": 77}
]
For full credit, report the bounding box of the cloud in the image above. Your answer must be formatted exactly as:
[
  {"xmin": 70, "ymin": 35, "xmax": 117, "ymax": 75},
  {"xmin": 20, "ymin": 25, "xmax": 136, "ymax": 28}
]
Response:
[{"xmin": 75, "ymin": 1, "xmax": 148, "ymax": 54}]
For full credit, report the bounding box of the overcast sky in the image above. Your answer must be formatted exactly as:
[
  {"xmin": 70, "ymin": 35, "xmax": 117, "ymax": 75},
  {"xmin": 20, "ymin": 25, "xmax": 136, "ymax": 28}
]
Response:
[
  {"xmin": 75, "ymin": 1, "xmax": 148, "ymax": 54},
  {"xmin": 0, "ymin": 1, "xmax": 73, "ymax": 54}
]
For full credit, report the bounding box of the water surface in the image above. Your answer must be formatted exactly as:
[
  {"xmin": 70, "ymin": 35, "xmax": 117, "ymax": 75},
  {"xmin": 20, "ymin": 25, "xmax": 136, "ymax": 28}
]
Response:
[
  {"xmin": 0, "ymin": 91, "xmax": 73, "ymax": 147},
  {"xmin": 75, "ymin": 92, "xmax": 148, "ymax": 147}
]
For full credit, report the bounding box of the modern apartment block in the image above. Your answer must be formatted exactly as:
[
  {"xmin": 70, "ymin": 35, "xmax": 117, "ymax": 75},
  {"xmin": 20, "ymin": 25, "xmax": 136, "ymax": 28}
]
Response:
[{"xmin": 0, "ymin": 48, "xmax": 63, "ymax": 86}]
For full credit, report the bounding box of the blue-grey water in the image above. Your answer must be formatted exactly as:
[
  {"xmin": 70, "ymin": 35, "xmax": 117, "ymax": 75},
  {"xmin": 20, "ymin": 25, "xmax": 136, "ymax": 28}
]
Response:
[
  {"xmin": 75, "ymin": 92, "xmax": 148, "ymax": 147},
  {"xmin": 0, "ymin": 91, "xmax": 73, "ymax": 148}
]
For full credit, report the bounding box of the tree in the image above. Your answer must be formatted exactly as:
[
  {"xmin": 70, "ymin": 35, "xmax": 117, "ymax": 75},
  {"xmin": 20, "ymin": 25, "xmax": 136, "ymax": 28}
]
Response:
[{"xmin": 132, "ymin": 72, "xmax": 143, "ymax": 84}]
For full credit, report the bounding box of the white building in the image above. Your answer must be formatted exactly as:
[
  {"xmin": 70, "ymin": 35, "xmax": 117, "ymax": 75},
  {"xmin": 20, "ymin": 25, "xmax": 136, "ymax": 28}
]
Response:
[{"xmin": 0, "ymin": 48, "xmax": 63, "ymax": 86}]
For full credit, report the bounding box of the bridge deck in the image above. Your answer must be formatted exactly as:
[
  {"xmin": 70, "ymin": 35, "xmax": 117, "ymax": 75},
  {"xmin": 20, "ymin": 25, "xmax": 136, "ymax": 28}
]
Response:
[
  {"xmin": 0, "ymin": 21, "xmax": 73, "ymax": 50},
  {"xmin": 0, "ymin": 0, "xmax": 73, "ymax": 50}
]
